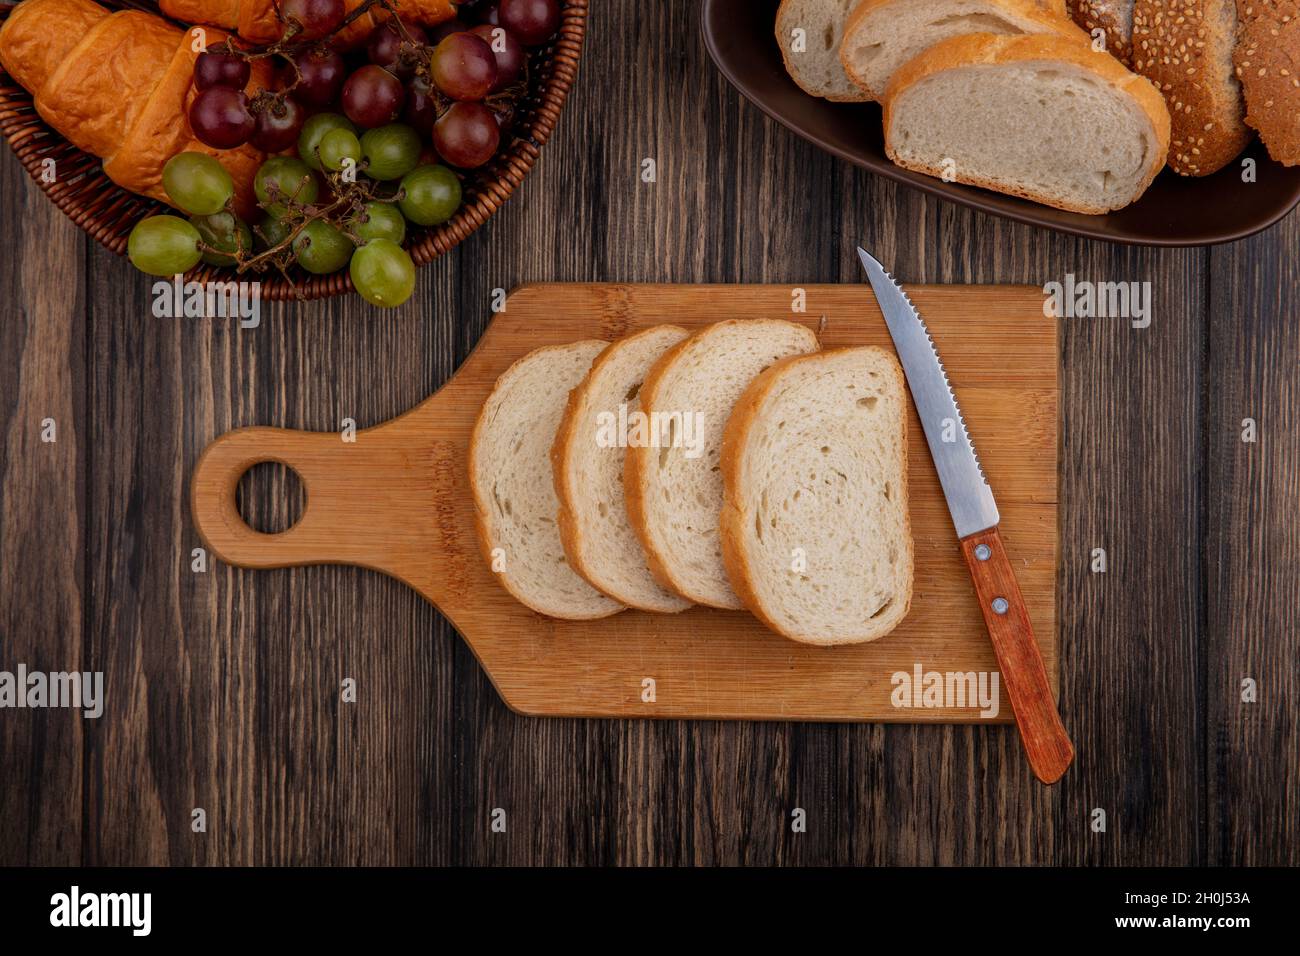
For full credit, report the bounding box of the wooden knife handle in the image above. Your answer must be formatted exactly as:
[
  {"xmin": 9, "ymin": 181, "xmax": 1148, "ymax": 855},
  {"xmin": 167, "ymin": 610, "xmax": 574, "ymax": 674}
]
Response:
[{"xmin": 960, "ymin": 526, "xmax": 1074, "ymax": 784}]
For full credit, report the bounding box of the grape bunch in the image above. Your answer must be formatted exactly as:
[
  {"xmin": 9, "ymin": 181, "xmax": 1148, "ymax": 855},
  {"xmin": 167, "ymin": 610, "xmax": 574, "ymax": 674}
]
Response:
[{"xmin": 129, "ymin": 0, "xmax": 562, "ymax": 308}]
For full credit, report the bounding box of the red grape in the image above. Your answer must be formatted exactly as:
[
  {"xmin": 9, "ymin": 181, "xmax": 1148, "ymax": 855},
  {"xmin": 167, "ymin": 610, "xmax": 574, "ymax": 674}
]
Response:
[
  {"xmin": 288, "ymin": 47, "xmax": 346, "ymax": 107},
  {"xmin": 367, "ymin": 20, "xmax": 429, "ymax": 78},
  {"xmin": 250, "ymin": 96, "xmax": 306, "ymax": 152},
  {"xmin": 433, "ymin": 101, "xmax": 500, "ymax": 168},
  {"xmin": 498, "ymin": 0, "xmax": 559, "ymax": 45},
  {"xmin": 341, "ymin": 65, "xmax": 406, "ymax": 128},
  {"xmin": 476, "ymin": 2, "xmax": 501, "ymax": 26},
  {"xmin": 190, "ymin": 87, "xmax": 256, "ymax": 149},
  {"xmin": 281, "ymin": 0, "xmax": 345, "ymax": 40},
  {"xmin": 471, "ymin": 24, "xmax": 525, "ymax": 91},
  {"xmin": 430, "ymin": 32, "xmax": 497, "ymax": 101},
  {"xmin": 403, "ymin": 76, "xmax": 438, "ymax": 138},
  {"xmin": 195, "ymin": 51, "xmax": 250, "ymax": 91}
]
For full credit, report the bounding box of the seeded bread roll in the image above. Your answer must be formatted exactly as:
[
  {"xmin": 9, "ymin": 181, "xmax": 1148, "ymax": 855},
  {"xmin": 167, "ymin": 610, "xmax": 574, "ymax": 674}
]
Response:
[
  {"xmin": 1131, "ymin": 0, "xmax": 1249, "ymax": 176},
  {"xmin": 470, "ymin": 342, "xmax": 625, "ymax": 621},
  {"xmin": 1234, "ymin": 0, "xmax": 1300, "ymax": 166},
  {"xmin": 841, "ymin": 0, "xmax": 1085, "ymax": 101},
  {"xmin": 884, "ymin": 32, "xmax": 1171, "ymax": 213},
  {"xmin": 720, "ymin": 347, "xmax": 914, "ymax": 646},
  {"xmin": 625, "ymin": 319, "xmax": 820, "ymax": 610},
  {"xmin": 1067, "ymin": 0, "xmax": 1134, "ymax": 62},
  {"xmin": 551, "ymin": 326, "xmax": 694, "ymax": 613}
]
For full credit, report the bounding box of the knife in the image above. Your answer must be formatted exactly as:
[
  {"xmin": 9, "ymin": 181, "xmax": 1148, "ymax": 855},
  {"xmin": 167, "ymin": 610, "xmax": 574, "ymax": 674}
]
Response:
[{"xmin": 857, "ymin": 248, "xmax": 1074, "ymax": 784}]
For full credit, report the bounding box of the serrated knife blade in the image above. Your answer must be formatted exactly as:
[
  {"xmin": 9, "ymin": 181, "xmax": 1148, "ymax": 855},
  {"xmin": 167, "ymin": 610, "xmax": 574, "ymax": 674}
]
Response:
[
  {"xmin": 856, "ymin": 247, "xmax": 999, "ymax": 539},
  {"xmin": 857, "ymin": 247, "xmax": 1073, "ymax": 785}
]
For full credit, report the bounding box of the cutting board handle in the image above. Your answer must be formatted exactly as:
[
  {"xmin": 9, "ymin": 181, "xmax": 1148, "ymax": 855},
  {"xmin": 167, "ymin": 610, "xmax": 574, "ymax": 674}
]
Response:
[{"xmin": 190, "ymin": 424, "xmax": 428, "ymax": 573}]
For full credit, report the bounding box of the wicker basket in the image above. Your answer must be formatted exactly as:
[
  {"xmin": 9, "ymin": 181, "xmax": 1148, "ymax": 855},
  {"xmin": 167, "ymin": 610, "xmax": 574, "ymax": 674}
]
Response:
[{"xmin": 0, "ymin": 0, "xmax": 586, "ymax": 301}]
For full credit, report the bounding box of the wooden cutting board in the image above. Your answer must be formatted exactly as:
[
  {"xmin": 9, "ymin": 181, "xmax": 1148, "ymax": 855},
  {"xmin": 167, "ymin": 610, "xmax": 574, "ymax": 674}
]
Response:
[{"xmin": 191, "ymin": 283, "xmax": 1058, "ymax": 723}]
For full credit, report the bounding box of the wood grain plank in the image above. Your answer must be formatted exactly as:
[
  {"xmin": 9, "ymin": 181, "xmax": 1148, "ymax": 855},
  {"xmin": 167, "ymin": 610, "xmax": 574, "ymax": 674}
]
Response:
[
  {"xmin": 0, "ymin": 159, "xmax": 87, "ymax": 866},
  {"xmin": 1206, "ymin": 210, "xmax": 1300, "ymax": 866}
]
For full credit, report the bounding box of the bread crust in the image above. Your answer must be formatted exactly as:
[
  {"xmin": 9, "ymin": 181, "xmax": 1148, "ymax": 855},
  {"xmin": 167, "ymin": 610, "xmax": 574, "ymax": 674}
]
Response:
[
  {"xmin": 1234, "ymin": 0, "xmax": 1300, "ymax": 166},
  {"xmin": 842, "ymin": 0, "xmax": 1087, "ymax": 100},
  {"xmin": 551, "ymin": 326, "xmax": 693, "ymax": 613},
  {"xmin": 1067, "ymin": 0, "xmax": 1134, "ymax": 64},
  {"xmin": 882, "ymin": 32, "xmax": 1171, "ymax": 213},
  {"xmin": 469, "ymin": 342, "xmax": 624, "ymax": 621},
  {"xmin": 1132, "ymin": 0, "xmax": 1249, "ymax": 176},
  {"xmin": 719, "ymin": 347, "xmax": 914, "ymax": 646}
]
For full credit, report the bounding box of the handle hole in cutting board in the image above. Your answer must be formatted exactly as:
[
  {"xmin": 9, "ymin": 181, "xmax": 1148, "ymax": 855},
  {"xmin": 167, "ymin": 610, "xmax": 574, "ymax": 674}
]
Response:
[{"xmin": 235, "ymin": 462, "xmax": 306, "ymax": 535}]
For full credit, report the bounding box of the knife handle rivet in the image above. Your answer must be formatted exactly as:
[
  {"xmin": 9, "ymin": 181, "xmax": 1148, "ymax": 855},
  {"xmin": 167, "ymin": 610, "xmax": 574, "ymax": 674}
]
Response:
[
  {"xmin": 974, "ymin": 544, "xmax": 991, "ymax": 561},
  {"xmin": 991, "ymin": 597, "xmax": 1009, "ymax": 615}
]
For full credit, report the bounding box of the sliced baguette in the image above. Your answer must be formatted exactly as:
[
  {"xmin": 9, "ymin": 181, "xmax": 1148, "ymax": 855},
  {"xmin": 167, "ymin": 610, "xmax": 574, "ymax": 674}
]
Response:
[
  {"xmin": 720, "ymin": 347, "xmax": 913, "ymax": 646},
  {"xmin": 625, "ymin": 319, "xmax": 820, "ymax": 610},
  {"xmin": 1234, "ymin": 1, "xmax": 1300, "ymax": 167},
  {"xmin": 883, "ymin": 32, "xmax": 1171, "ymax": 213},
  {"xmin": 551, "ymin": 326, "xmax": 694, "ymax": 613},
  {"xmin": 775, "ymin": 0, "xmax": 871, "ymax": 102},
  {"xmin": 469, "ymin": 342, "xmax": 625, "ymax": 621},
  {"xmin": 841, "ymin": 0, "xmax": 1084, "ymax": 101},
  {"xmin": 1131, "ymin": 0, "xmax": 1248, "ymax": 176}
]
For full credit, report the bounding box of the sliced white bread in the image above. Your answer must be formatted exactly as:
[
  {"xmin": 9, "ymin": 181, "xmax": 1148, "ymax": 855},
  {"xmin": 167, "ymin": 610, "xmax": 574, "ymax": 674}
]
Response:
[
  {"xmin": 883, "ymin": 32, "xmax": 1171, "ymax": 213},
  {"xmin": 1131, "ymin": 0, "xmax": 1248, "ymax": 176},
  {"xmin": 775, "ymin": 0, "xmax": 871, "ymax": 102},
  {"xmin": 720, "ymin": 347, "xmax": 914, "ymax": 646},
  {"xmin": 551, "ymin": 326, "xmax": 694, "ymax": 614},
  {"xmin": 840, "ymin": 0, "xmax": 1085, "ymax": 101},
  {"xmin": 469, "ymin": 342, "xmax": 625, "ymax": 621},
  {"xmin": 625, "ymin": 319, "xmax": 820, "ymax": 610}
]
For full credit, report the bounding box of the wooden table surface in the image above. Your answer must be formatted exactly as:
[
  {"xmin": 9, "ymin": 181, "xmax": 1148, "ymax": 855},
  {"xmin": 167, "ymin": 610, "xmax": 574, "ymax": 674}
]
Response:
[{"xmin": 1, "ymin": 1, "xmax": 1295, "ymax": 866}]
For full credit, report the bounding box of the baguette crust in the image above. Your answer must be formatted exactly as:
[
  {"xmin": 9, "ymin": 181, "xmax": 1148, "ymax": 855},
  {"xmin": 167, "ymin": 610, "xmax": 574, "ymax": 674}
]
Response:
[
  {"xmin": 1132, "ymin": 0, "xmax": 1249, "ymax": 176},
  {"xmin": 1234, "ymin": 0, "xmax": 1300, "ymax": 166},
  {"xmin": 883, "ymin": 32, "xmax": 1171, "ymax": 213},
  {"xmin": 469, "ymin": 342, "xmax": 625, "ymax": 621},
  {"xmin": 551, "ymin": 326, "xmax": 693, "ymax": 613},
  {"xmin": 719, "ymin": 347, "xmax": 914, "ymax": 646},
  {"xmin": 842, "ymin": 0, "xmax": 1086, "ymax": 100}
]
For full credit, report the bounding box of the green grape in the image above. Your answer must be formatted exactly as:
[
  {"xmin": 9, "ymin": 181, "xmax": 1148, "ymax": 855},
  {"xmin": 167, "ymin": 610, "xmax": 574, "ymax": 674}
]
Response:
[
  {"xmin": 162, "ymin": 152, "xmax": 235, "ymax": 216},
  {"xmin": 398, "ymin": 164, "xmax": 461, "ymax": 226},
  {"xmin": 257, "ymin": 215, "xmax": 292, "ymax": 250},
  {"xmin": 349, "ymin": 201, "xmax": 406, "ymax": 244},
  {"xmin": 254, "ymin": 157, "xmax": 319, "ymax": 217},
  {"xmin": 127, "ymin": 215, "xmax": 203, "ymax": 276},
  {"xmin": 298, "ymin": 112, "xmax": 357, "ymax": 171},
  {"xmin": 190, "ymin": 211, "xmax": 253, "ymax": 266},
  {"xmin": 318, "ymin": 127, "xmax": 362, "ymax": 172},
  {"xmin": 359, "ymin": 123, "xmax": 421, "ymax": 181},
  {"xmin": 292, "ymin": 219, "xmax": 354, "ymax": 274},
  {"xmin": 350, "ymin": 238, "xmax": 415, "ymax": 307}
]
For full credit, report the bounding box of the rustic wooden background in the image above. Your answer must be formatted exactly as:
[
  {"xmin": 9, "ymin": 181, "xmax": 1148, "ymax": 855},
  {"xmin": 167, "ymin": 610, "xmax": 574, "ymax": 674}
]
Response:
[{"xmin": 1, "ymin": 1, "xmax": 1295, "ymax": 866}]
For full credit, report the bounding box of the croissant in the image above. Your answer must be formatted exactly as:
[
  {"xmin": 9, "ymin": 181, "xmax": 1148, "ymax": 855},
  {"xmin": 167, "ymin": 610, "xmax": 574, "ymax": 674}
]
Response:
[
  {"xmin": 159, "ymin": 0, "xmax": 458, "ymax": 47},
  {"xmin": 0, "ymin": 0, "xmax": 269, "ymax": 218}
]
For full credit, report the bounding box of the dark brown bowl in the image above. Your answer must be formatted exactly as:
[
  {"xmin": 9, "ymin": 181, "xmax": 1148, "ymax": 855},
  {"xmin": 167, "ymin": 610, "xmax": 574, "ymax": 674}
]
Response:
[
  {"xmin": 703, "ymin": 0, "xmax": 1300, "ymax": 247},
  {"xmin": 0, "ymin": 0, "xmax": 586, "ymax": 300}
]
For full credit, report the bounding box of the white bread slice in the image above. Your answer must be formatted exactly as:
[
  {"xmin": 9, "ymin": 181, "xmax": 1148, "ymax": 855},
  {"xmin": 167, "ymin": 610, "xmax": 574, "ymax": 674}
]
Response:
[
  {"xmin": 720, "ymin": 347, "xmax": 914, "ymax": 646},
  {"xmin": 775, "ymin": 0, "xmax": 871, "ymax": 102},
  {"xmin": 840, "ymin": 0, "xmax": 1084, "ymax": 101},
  {"xmin": 551, "ymin": 326, "xmax": 693, "ymax": 613},
  {"xmin": 883, "ymin": 33, "xmax": 1171, "ymax": 213},
  {"xmin": 469, "ymin": 342, "xmax": 625, "ymax": 621},
  {"xmin": 625, "ymin": 320, "xmax": 820, "ymax": 610}
]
